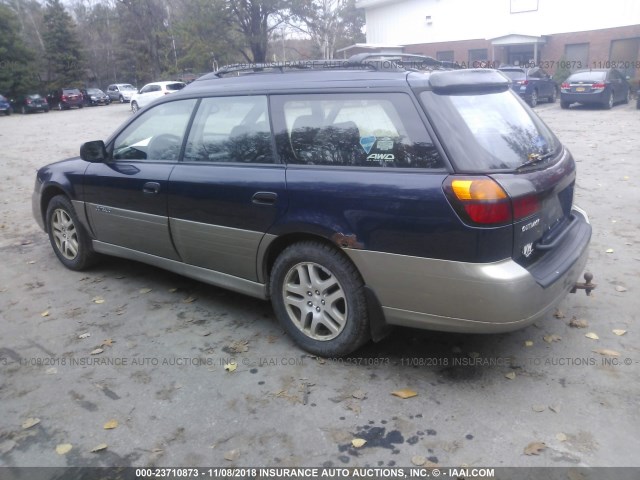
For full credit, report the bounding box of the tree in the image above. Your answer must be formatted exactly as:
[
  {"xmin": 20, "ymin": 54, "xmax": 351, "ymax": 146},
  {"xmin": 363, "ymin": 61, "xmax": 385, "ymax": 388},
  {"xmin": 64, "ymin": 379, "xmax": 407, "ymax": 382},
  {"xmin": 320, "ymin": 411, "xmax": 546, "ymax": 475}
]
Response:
[
  {"xmin": 290, "ymin": 0, "xmax": 365, "ymax": 59},
  {"xmin": 42, "ymin": 0, "xmax": 85, "ymax": 89},
  {"xmin": 227, "ymin": 0, "xmax": 288, "ymax": 63},
  {"xmin": 0, "ymin": 3, "xmax": 39, "ymax": 96}
]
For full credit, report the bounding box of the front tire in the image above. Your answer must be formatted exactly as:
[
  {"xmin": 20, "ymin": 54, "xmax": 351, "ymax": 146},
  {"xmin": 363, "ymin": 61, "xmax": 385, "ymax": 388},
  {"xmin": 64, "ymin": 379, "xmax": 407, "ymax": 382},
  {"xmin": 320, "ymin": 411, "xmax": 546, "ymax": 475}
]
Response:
[
  {"xmin": 119, "ymin": 95, "xmax": 125, "ymax": 103},
  {"xmin": 131, "ymin": 101, "xmax": 139, "ymax": 114},
  {"xmin": 270, "ymin": 241, "xmax": 370, "ymax": 356},
  {"xmin": 46, "ymin": 195, "xmax": 97, "ymax": 271}
]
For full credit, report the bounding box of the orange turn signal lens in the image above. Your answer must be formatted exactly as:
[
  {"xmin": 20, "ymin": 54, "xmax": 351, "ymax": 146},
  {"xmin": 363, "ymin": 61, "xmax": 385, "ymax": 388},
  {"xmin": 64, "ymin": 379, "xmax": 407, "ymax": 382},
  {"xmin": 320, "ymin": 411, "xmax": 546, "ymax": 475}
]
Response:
[{"xmin": 451, "ymin": 179, "xmax": 507, "ymax": 201}]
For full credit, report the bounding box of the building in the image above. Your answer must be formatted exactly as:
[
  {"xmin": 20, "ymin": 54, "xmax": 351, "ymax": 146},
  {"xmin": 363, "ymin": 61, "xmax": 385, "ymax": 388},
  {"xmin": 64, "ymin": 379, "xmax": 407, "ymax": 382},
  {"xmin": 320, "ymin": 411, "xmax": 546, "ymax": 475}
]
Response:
[{"xmin": 357, "ymin": 0, "xmax": 640, "ymax": 78}]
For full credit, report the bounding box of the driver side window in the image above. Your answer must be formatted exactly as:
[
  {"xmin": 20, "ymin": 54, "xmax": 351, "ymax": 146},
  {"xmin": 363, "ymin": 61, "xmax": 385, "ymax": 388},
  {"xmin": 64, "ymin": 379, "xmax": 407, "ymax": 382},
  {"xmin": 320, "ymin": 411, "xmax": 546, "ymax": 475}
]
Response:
[{"xmin": 112, "ymin": 99, "xmax": 197, "ymax": 162}]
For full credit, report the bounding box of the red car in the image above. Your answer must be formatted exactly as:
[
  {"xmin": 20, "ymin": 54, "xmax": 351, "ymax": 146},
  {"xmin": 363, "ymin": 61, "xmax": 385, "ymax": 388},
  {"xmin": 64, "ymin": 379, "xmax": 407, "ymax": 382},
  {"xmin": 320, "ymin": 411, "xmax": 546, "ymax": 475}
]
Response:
[{"xmin": 48, "ymin": 88, "xmax": 84, "ymax": 110}]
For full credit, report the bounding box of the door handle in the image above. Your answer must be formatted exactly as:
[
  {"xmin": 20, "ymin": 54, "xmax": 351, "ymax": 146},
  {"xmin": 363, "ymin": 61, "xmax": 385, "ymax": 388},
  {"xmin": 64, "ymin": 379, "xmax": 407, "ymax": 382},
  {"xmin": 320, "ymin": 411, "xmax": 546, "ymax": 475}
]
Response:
[
  {"xmin": 143, "ymin": 181, "xmax": 161, "ymax": 194},
  {"xmin": 252, "ymin": 191, "xmax": 278, "ymax": 205}
]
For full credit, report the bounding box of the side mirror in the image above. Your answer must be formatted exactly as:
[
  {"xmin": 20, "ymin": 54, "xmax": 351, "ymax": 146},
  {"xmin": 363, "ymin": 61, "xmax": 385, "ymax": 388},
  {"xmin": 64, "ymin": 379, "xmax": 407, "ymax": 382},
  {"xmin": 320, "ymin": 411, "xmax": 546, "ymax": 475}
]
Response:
[{"xmin": 80, "ymin": 140, "xmax": 107, "ymax": 162}]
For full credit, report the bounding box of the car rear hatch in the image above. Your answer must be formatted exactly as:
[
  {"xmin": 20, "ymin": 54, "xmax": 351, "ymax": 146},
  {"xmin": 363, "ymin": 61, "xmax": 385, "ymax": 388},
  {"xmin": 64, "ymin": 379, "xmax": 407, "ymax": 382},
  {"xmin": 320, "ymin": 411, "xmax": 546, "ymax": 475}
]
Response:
[
  {"xmin": 566, "ymin": 71, "xmax": 607, "ymax": 94},
  {"xmin": 416, "ymin": 69, "xmax": 590, "ymax": 287}
]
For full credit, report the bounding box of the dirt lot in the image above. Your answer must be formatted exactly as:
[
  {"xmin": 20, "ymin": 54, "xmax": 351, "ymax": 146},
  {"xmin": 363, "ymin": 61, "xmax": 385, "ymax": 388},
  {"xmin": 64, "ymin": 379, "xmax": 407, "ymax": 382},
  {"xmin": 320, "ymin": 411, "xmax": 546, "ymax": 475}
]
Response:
[{"xmin": 0, "ymin": 100, "xmax": 639, "ymax": 469}]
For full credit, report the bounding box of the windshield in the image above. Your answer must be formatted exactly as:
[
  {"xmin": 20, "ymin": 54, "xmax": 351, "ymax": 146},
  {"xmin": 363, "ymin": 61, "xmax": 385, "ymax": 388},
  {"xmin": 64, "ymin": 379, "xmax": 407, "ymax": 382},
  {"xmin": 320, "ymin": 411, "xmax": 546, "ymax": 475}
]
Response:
[
  {"xmin": 500, "ymin": 70, "xmax": 526, "ymax": 81},
  {"xmin": 87, "ymin": 88, "xmax": 102, "ymax": 94},
  {"xmin": 420, "ymin": 89, "xmax": 560, "ymax": 172},
  {"xmin": 568, "ymin": 71, "xmax": 606, "ymax": 82},
  {"xmin": 120, "ymin": 84, "xmax": 136, "ymax": 90}
]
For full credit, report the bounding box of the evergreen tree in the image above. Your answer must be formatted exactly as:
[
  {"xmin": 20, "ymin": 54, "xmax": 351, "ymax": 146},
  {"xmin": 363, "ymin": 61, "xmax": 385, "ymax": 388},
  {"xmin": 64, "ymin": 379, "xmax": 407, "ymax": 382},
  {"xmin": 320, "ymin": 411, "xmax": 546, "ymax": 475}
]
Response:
[
  {"xmin": 42, "ymin": 0, "xmax": 84, "ymax": 89},
  {"xmin": 0, "ymin": 3, "xmax": 39, "ymax": 96}
]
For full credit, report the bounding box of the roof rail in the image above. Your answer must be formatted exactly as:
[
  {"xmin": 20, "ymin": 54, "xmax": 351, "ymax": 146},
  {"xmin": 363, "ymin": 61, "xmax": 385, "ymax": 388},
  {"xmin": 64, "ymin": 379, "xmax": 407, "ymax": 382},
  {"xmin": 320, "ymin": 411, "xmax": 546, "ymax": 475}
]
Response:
[
  {"xmin": 346, "ymin": 53, "xmax": 462, "ymax": 70},
  {"xmin": 206, "ymin": 54, "xmax": 460, "ymax": 79},
  {"xmin": 212, "ymin": 60, "xmax": 379, "ymax": 78}
]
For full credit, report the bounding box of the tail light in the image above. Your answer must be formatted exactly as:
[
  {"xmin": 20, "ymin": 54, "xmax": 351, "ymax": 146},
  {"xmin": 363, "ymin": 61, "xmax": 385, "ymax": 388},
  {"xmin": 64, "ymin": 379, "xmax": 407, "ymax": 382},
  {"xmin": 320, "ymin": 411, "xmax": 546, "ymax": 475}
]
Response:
[
  {"xmin": 592, "ymin": 83, "xmax": 606, "ymax": 89},
  {"xmin": 26, "ymin": 98, "xmax": 32, "ymax": 104},
  {"xmin": 519, "ymin": 80, "xmax": 529, "ymax": 85},
  {"xmin": 444, "ymin": 176, "xmax": 540, "ymax": 226},
  {"xmin": 561, "ymin": 82, "xmax": 569, "ymax": 89},
  {"xmin": 61, "ymin": 95, "xmax": 67, "ymax": 101}
]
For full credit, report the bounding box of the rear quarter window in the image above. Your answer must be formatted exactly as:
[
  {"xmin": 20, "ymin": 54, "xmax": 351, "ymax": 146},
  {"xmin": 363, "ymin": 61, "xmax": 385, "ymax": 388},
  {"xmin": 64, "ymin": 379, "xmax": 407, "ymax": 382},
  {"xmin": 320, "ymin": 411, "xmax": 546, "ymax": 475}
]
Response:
[{"xmin": 272, "ymin": 93, "xmax": 444, "ymax": 169}]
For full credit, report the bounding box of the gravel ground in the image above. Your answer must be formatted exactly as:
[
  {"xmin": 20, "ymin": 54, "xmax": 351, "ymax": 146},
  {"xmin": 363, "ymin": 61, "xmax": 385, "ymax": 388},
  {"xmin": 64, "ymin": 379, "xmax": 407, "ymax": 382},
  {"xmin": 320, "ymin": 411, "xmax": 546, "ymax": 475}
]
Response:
[{"xmin": 0, "ymin": 100, "xmax": 638, "ymax": 469}]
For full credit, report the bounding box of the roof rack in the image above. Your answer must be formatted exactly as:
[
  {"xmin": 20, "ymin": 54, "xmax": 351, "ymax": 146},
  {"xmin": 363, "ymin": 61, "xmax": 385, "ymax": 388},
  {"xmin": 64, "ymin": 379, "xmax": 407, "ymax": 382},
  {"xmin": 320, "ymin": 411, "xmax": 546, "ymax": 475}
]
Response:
[{"xmin": 208, "ymin": 53, "xmax": 461, "ymax": 79}]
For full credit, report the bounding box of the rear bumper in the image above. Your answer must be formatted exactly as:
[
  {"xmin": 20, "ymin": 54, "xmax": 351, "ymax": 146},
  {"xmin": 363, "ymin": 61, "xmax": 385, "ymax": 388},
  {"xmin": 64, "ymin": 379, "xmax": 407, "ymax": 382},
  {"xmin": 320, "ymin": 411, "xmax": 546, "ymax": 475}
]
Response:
[
  {"xmin": 561, "ymin": 91, "xmax": 606, "ymax": 104},
  {"xmin": 346, "ymin": 207, "xmax": 591, "ymax": 333}
]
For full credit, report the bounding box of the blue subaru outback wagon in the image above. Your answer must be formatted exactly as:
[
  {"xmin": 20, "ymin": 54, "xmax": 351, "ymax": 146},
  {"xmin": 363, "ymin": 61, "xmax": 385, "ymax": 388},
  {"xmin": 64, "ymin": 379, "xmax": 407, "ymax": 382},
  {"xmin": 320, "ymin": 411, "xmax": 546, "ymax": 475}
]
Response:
[{"xmin": 33, "ymin": 55, "xmax": 593, "ymax": 356}]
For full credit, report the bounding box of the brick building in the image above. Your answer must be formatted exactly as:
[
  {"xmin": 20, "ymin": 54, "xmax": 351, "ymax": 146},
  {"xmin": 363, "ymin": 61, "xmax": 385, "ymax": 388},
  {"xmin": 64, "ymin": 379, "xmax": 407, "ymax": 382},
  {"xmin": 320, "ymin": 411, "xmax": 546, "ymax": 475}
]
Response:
[{"xmin": 356, "ymin": 0, "xmax": 640, "ymax": 79}]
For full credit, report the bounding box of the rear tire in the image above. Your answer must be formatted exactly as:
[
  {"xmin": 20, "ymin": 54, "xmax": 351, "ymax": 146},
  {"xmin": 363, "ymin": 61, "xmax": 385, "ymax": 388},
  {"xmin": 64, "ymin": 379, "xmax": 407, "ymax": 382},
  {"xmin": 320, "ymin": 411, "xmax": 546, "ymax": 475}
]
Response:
[
  {"xmin": 270, "ymin": 241, "xmax": 370, "ymax": 356},
  {"xmin": 603, "ymin": 92, "xmax": 613, "ymax": 109},
  {"xmin": 548, "ymin": 88, "xmax": 557, "ymax": 103},
  {"xmin": 528, "ymin": 90, "xmax": 538, "ymax": 107},
  {"xmin": 131, "ymin": 101, "xmax": 139, "ymax": 114},
  {"xmin": 46, "ymin": 195, "xmax": 97, "ymax": 271},
  {"xmin": 560, "ymin": 101, "xmax": 570, "ymax": 109},
  {"xmin": 119, "ymin": 95, "xmax": 125, "ymax": 103},
  {"xmin": 624, "ymin": 90, "xmax": 630, "ymax": 104}
]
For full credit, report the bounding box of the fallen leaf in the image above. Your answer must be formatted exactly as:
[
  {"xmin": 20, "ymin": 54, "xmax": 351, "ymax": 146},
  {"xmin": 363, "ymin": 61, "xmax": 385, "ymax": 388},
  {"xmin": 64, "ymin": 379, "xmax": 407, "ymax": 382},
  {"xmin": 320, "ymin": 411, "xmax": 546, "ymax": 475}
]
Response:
[
  {"xmin": 90, "ymin": 348, "xmax": 104, "ymax": 355},
  {"xmin": 605, "ymin": 248, "xmax": 614, "ymax": 253},
  {"xmin": 182, "ymin": 296, "xmax": 196, "ymax": 304},
  {"xmin": 78, "ymin": 332, "xmax": 91, "ymax": 339},
  {"xmin": 27, "ymin": 260, "xmax": 36, "ymax": 264},
  {"xmin": 168, "ymin": 288, "xmax": 178, "ymax": 293},
  {"xmin": 352, "ymin": 389, "xmax": 367, "ymax": 400},
  {"xmin": 103, "ymin": 419, "xmax": 118, "ymax": 430},
  {"xmin": 553, "ymin": 309, "xmax": 565, "ymax": 319},
  {"xmin": 524, "ymin": 441, "xmax": 546, "ymax": 455},
  {"xmin": 543, "ymin": 334, "xmax": 561, "ymax": 344},
  {"xmin": 224, "ymin": 449, "xmax": 240, "ymax": 461},
  {"xmin": 56, "ymin": 443, "xmax": 72, "ymax": 455},
  {"xmin": 532, "ymin": 405, "xmax": 546, "ymax": 412},
  {"xmin": 612, "ymin": 329, "xmax": 627, "ymax": 336},
  {"xmin": 202, "ymin": 331, "xmax": 211, "ymax": 337},
  {"xmin": 21, "ymin": 418, "xmax": 40, "ymax": 429},
  {"xmin": 228, "ymin": 340, "xmax": 249, "ymax": 353},
  {"xmin": 524, "ymin": 340, "xmax": 533, "ymax": 347},
  {"xmin": 556, "ymin": 432, "xmax": 568, "ymax": 442},
  {"xmin": 391, "ymin": 389, "xmax": 418, "ymax": 399},
  {"xmin": 345, "ymin": 399, "xmax": 361, "ymax": 415},
  {"xmin": 101, "ymin": 339, "xmax": 115, "ymax": 347},
  {"xmin": 224, "ymin": 361, "xmax": 237, "ymax": 372},
  {"xmin": 549, "ymin": 405, "xmax": 561, "ymax": 413},
  {"xmin": 92, "ymin": 296, "xmax": 105, "ymax": 304},
  {"xmin": 45, "ymin": 367, "xmax": 57, "ymax": 375},
  {"xmin": 90, "ymin": 443, "xmax": 108, "ymax": 453},
  {"xmin": 351, "ymin": 438, "xmax": 367, "ymax": 448},
  {"xmin": 615, "ymin": 285, "xmax": 627, "ymax": 292},
  {"xmin": 505, "ymin": 371, "xmax": 516, "ymax": 380},
  {"xmin": 411, "ymin": 455, "xmax": 426, "ymax": 466},
  {"xmin": 41, "ymin": 310, "xmax": 49, "ymax": 317},
  {"xmin": 585, "ymin": 332, "xmax": 600, "ymax": 340},
  {"xmin": 569, "ymin": 318, "xmax": 589, "ymax": 329},
  {"xmin": 114, "ymin": 275, "xmax": 126, "ymax": 279},
  {"xmin": 593, "ymin": 349, "xmax": 620, "ymax": 357},
  {"xmin": 139, "ymin": 288, "xmax": 152, "ymax": 294}
]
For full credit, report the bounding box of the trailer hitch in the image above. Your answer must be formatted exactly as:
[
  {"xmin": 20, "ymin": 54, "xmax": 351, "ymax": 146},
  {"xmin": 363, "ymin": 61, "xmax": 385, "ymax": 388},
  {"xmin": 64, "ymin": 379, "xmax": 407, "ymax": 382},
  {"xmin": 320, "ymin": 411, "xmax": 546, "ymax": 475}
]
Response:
[{"xmin": 572, "ymin": 272, "xmax": 595, "ymax": 296}]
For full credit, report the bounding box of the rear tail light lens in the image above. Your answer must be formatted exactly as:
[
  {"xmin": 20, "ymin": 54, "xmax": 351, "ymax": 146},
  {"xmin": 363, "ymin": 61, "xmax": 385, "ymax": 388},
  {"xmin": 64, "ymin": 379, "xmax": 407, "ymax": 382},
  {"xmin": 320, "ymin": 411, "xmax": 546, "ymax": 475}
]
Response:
[
  {"xmin": 444, "ymin": 177, "xmax": 540, "ymax": 226},
  {"xmin": 592, "ymin": 83, "xmax": 606, "ymax": 89},
  {"xmin": 561, "ymin": 82, "xmax": 569, "ymax": 89}
]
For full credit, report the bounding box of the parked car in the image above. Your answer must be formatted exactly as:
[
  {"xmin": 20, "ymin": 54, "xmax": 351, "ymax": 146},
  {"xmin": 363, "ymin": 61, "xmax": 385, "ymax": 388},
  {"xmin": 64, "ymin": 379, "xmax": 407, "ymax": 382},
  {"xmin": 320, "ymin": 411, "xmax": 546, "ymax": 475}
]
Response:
[
  {"xmin": 130, "ymin": 81, "xmax": 186, "ymax": 113},
  {"xmin": 48, "ymin": 88, "xmax": 84, "ymax": 110},
  {"xmin": 498, "ymin": 66, "xmax": 557, "ymax": 107},
  {"xmin": 32, "ymin": 58, "xmax": 593, "ymax": 356},
  {"xmin": 0, "ymin": 94, "xmax": 12, "ymax": 115},
  {"xmin": 11, "ymin": 94, "xmax": 50, "ymax": 114},
  {"xmin": 106, "ymin": 83, "xmax": 137, "ymax": 103},
  {"xmin": 637, "ymin": 86, "xmax": 639, "ymax": 109},
  {"xmin": 560, "ymin": 68, "xmax": 631, "ymax": 109},
  {"xmin": 82, "ymin": 88, "xmax": 111, "ymax": 106}
]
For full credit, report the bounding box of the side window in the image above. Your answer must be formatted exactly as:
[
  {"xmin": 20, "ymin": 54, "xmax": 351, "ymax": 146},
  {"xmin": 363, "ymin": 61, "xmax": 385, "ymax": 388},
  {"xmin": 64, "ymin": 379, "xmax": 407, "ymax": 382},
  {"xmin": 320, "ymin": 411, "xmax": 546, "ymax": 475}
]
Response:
[
  {"xmin": 112, "ymin": 99, "xmax": 197, "ymax": 162},
  {"xmin": 273, "ymin": 93, "xmax": 444, "ymax": 169},
  {"xmin": 184, "ymin": 96, "xmax": 274, "ymax": 163}
]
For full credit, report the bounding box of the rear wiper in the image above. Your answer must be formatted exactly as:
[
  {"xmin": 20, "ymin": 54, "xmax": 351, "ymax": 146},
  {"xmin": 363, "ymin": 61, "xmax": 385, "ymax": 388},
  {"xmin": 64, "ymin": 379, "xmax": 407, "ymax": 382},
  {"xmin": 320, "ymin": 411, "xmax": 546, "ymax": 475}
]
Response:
[{"xmin": 516, "ymin": 151, "xmax": 554, "ymax": 171}]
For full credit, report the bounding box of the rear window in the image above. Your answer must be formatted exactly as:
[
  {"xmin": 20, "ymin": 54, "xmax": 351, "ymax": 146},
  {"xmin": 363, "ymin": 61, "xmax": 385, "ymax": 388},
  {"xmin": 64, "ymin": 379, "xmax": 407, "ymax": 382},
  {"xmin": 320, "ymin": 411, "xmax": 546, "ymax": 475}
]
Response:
[
  {"xmin": 63, "ymin": 89, "xmax": 80, "ymax": 94},
  {"xmin": 568, "ymin": 71, "xmax": 606, "ymax": 82},
  {"xmin": 500, "ymin": 70, "xmax": 526, "ymax": 81},
  {"xmin": 420, "ymin": 89, "xmax": 560, "ymax": 172},
  {"xmin": 120, "ymin": 84, "xmax": 136, "ymax": 90},
  {"xmin": 167, "ymin": 83, "xmax": 186, "ymax": 91}
]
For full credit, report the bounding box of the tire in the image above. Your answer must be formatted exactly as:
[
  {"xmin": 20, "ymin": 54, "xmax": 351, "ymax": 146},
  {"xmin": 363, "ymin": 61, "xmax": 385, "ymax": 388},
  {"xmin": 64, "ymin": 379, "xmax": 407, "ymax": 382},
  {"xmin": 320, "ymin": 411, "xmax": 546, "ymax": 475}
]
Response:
[
  {"xmin": 603, "ymin": 92, "xmax": 613, "ymax": 109},
  {"xmin": 561, "ymin": 101, "xmax": 570, "ymax": 109},
  {"xmin": 636, "ymin": 96, "xmax": 640, "ymax": 110},
  {"xmin": 528, "ymin": 90, "xmax": 538, "ymax": 107},
  {"xmin": 270, "ymin": 241, "xmax": 370, "ymax": 356},
  {"xmin": 119, "ymin": 95, "xmax": 125, "ymax": 103},
  {"xmin": 21, "ymin": 106, "xmax": 27, "ymax": 114},
  {"xmin": 57, "ymin": 102, "xmax": 63, "ymax": 111},
  {"xmin": 45, "ymin": 195, "xmax": 97, "ymax": 271},
  {"xmin": 624, "ymin": 90, "xmax": 630, "ymax": 104},
  {"xmin": 131, "ymin": 101, "xmax": 139, "ymax": 114},
  {"xmin": 548, "ymin": 88, "xmax": 557, "ymax": 103},
  {"xmin": 79, "ymin": 103, "xmax": 83, "ymax": 109}
]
